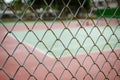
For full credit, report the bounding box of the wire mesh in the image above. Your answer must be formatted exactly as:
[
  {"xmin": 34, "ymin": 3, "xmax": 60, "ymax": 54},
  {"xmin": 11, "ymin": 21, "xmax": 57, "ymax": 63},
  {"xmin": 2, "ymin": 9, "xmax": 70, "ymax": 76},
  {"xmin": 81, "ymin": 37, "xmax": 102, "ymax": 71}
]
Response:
[{"xmin": 0, "ymin": 0, "xmax": 120, "ymax": 80}]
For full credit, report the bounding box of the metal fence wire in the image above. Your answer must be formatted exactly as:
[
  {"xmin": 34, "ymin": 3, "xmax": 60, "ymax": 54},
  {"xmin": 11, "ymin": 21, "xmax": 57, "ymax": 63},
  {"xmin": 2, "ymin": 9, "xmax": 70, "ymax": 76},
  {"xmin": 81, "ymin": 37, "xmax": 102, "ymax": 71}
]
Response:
[{"xmin": 0, "ymin": 0, "xmax": 120, "ymax": 80}]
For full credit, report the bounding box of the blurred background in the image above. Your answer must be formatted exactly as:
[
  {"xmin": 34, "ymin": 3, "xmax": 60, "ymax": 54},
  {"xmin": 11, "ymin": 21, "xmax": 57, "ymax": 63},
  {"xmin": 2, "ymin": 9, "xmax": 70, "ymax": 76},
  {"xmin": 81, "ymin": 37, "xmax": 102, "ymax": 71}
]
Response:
[{"xmin": 0, "ymin": 0, "xmax": 120, "ymax": 20}]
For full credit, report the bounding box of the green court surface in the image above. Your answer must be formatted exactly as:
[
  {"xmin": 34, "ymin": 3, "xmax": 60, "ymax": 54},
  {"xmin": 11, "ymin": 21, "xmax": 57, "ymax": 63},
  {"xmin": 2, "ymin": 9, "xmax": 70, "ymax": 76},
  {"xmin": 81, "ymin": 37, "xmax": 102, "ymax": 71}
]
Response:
[{"xmin": 12, "ymin": 26, "xmax": 120, "ymax": 58}]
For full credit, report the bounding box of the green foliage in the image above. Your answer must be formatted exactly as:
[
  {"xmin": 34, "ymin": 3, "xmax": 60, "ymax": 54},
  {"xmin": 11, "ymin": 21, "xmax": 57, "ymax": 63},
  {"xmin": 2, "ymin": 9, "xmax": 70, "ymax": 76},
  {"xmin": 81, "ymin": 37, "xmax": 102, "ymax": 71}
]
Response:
[
  {"xmin": 12, "ymin": 0, "xmax": 23, "ymax": 10},
  {"xmin": 96, "ymin": 8, "xmax": 120, "ymax": 18}
]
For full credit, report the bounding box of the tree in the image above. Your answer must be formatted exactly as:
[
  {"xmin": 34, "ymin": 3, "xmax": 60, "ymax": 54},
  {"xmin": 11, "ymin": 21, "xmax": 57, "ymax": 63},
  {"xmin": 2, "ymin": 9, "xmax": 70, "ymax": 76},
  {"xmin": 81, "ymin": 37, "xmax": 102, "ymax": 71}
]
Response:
[
  {"xmin": 12, "ymin": 0, "xmax": 23, "ymax": 11},
  {"xmin": 11, "ymin": 0, "xmax": 92, "ymax": 18}
]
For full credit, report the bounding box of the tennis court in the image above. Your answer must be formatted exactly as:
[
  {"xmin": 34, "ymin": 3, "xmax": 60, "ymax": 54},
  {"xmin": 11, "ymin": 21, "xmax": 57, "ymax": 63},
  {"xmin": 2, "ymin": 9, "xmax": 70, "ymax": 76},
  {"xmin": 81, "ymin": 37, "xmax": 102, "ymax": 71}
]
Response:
[
  {"xmin": 0, "ymin": 0, "xmax": 120, "ymax": 80},
  {"xmin": 0, "ymin": 19, "xmax": 120, "ymax": 80},
  {"xmin": 11, "ymin": 21, "xmax": 120, "ymax": 58}
]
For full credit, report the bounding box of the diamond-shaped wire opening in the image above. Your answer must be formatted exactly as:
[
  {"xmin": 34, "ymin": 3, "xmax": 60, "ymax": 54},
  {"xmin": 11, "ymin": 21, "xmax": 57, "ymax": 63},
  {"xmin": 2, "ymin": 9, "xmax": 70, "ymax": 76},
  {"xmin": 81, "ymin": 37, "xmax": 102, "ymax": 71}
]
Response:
[
  {"xmin": 102, "ymin": 26, "xmax": 113, "ymax": 39},
  {"xmin": 67, "ymin": 59, "xmax": 80, "ymax": 75},
  {"xmin": 96, "ymin": 36, "xmax": 107, "ymax": 51},
  {"xmin": 0, "ymin": 46, "xmax": 9, "ymax": 67},
  {"xmin": 34, "ymin": 64, "xmax": 48, "ymax": 80},
  {"xmin": 75, "ymin": 67, "xmax": 87, "ymax": 80},
  {"xmin": 82, "ymin": 37, "xmax": 94, "ymax": 53},
  {"xmin": 32, "ymin": 21, "xmax": 48, "ymax": 30},
  {"xmin": 44, "ymin": 72, "xmax": 57, "ymax": 80},
  {"xmin": 60, "ymin": 49, "xmax": 73, "ymax": 59},
  {"xmin": 3, "ymin": 57, "xmax": 19, "ymax": 77},
  {"xmin": 94, "ymin": 54, "xmax": 106, "ymax": 69},
  {"xmin": 114, "ymin": 26, "xmax": 120, "ymax": 40},
  {"xmin": 51, "ymin": 61, "xmax": 65, "ymax": 79},
  {"xmin": 108, "ymin": 69, "xmax": 118, "ymax": 80},
  {"xmin": 59, "ymin": 29, "xmax": 73, "ymax": 47},
  {"xmin": 114, "ymin": 43, "xmax": 120, "ymax": 49},
  {"xmin": 89, "ymin": 46, "xmax": 100, "ymax": 54},
  {"xmin": 59, "ymin": 70, "xmax": 73, "ymax": 80},
  {"xmin": 34, "ymin": 41, "xmax": 48, "ymax": 54},
  {"xmin": 12, "ymin": 30, "xmax": 28, "ymax": 43},
  {"xmin": 67, "ymin": 38, "xmax": 81, "ymax": 56},
  {"xmin": 113, "ymin": 60, "xmax": 120, "ymax": 73},
  {"xmin": 24, "ymin": 54, "xmax": 39, "ymax": 74},
  {"xmin": 12, "ymin": 20, "xmax": 30, "ymax": 32},
  {"xmin": 42, "ymin": 30, "xmax": 57, "ymax": 50},
  {"xmin": 13, "ymin": 44, "xmax": 30, "ymax": 65},
  {"xmin": 101, "ymin": 62, "xmax": 112, "ymax": 77},
  {"xmin": 0, "ymin": 0, "xmax": 120, "ymax": 80},
  {"xmin": 0, "ymin": 26, "xmax": 8, "ymax": 43},
  {"xmin": 51, "ymin": 40, "xmax": 65, "ymax": 58},
  {"xmin": 75, "ymin": 48, "xmax": 88, "ymax": 56},
  {"xmin": 23, "ymin": 31, "xmax": 39, "ymax": 45},
  {"xmin": 89, "ymin": 27, "xmax": 101, "ymax": 42},
  {"xmin": 82, "ymin": 56, "xmax": 94, "ymax": 71},
  {"xmin": 14, "ymin": 67, "xmax": 30, "ymax": 80},
  {"xmin": 94, "ymin": 71, "xmax": 106, "ymax": 80},
  {"xmin": 88, "ymin": 64, "xmax": 100, "ymax": 79},
  {"xmin": 76, "ymin": 28, "xmax": 88, "ymax": 44},
  {"xmin": 83, "ymin": 74, "xmax": 93, "ymax": 80},
  {"xmin": 107, "ymin": 52, "xmax": 118, "ymax": 66},
  {"xmin": 1, "ymin": 33, "xmax": 19, "ymax": 55}
]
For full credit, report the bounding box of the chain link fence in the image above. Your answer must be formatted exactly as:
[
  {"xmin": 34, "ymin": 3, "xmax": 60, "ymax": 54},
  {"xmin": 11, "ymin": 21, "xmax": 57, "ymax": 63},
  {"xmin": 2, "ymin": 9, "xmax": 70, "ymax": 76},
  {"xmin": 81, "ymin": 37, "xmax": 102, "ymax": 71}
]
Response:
[{"xmin": 0, "ymin": 0, "xmax": 120, "ymax": 80}]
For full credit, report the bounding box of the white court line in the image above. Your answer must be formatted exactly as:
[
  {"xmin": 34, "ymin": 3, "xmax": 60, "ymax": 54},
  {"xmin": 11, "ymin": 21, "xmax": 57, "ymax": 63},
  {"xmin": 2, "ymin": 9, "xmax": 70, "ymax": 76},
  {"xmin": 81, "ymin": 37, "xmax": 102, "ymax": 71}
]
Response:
[
  {"xmin": 8, "ymin": 34, "xmax": 53, "ymax": 58},
  {"xmin": 8, "ymin": 34, "xmax": 120, "ymax": 59},
  {"xmin": 24, "ymin": 42, "xmax": 54, "ymax": 58}
]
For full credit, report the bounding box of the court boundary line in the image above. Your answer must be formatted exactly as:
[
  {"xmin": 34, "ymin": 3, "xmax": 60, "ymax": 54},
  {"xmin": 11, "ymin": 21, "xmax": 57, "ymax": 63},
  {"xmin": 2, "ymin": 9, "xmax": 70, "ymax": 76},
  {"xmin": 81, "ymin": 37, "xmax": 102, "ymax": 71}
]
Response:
[
  {"xmin": 7, "ymin": 32, "xmax": 120, "ymax": 59},
  {"xmin": 8, "ymin": 33, "xmax": 53, "ymax": 58},
  {"xmin": 24, "ymin": 42, "xmax": 54, "ymax": 58}
]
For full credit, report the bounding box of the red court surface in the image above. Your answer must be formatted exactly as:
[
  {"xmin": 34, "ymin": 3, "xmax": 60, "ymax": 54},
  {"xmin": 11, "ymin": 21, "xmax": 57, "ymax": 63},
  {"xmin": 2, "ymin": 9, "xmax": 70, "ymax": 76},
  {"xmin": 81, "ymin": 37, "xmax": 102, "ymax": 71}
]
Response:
[{"xmin": 0, "ymin": 19, "xmax": 120, "ymax": 80}]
